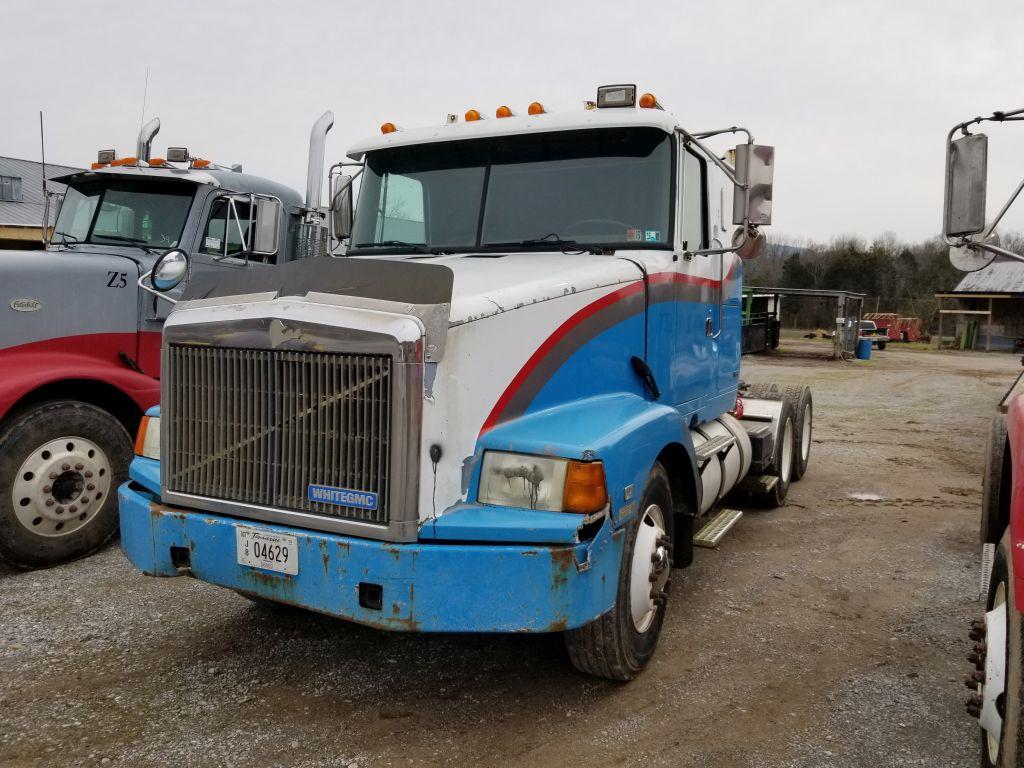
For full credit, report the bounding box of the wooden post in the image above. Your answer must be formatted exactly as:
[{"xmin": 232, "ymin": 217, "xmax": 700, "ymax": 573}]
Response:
[{"xmin": 987, "ymin": 297, "xmax": 993, "ymax": 352}]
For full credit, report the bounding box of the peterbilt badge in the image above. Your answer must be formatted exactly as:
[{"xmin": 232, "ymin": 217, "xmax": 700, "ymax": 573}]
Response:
[{"xmin": 10, "ymin": 298, "xmax": 42, "ymax": 312}]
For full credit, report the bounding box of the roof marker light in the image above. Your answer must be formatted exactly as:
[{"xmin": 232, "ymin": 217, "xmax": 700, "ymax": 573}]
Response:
[
  {"xmin": 192, "ymin": 158, "xmax": 212, "ymax": 169},
  {"xmin": 639, "ymin": 92, "xmax": 660, "ymax": 109},
  {"xmin": 465, "ymin": 109, "xmax": 482, "ymax": 122},
  {"xmin": 527, "ymin": 101, "xmax": 545, "ymax": 115},
  {"xmin": 148, "ymin": 157, "xmax": 167, "ymax": 167},
  {"xmin": 121, "ymin": 156, "xmax": 139, "ymax": 166},
  {"xmin": 495, "ymin": 105, "xmax": 513, "ymax": 118},
  {"xmin": 109, "ymin": 159, "xmax": 125, "ymax": 167},
  {"xmin": 381, "ymin": 122, "xmax": 398, "ymax": 134},
  {"xmin": 90, "ymin": 162, "xmax": 106, "ymax": 170}
]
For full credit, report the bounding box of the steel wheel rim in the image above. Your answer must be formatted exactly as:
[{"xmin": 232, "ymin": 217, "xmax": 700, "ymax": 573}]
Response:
[
  {"xmin": 985, "ymin": 580, "xmax": 1008, "ymax": 763},
  {"xmin": 11, "ymin": 436, "xmax": 112, "ymax": 538},
  {"xmin": 780, "ymin": 418, "xmax": 794, "ymax": 483},
  {"xmin": 630, "ymin": 503, "xmax": 669, "ymax": 633},
  {"xmin": 800, "ymin": 404, "xmax": 812, "ymax": 463}
]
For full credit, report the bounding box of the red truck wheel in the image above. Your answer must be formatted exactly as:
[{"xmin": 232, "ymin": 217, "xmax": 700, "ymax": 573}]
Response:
[
  {"xmin": 973, "ymin": 536, "xmax": 1024, "ymax": 767},
  {"xmin": 0, "ymin": 401, "xmax": 132, "ymax": 569}
]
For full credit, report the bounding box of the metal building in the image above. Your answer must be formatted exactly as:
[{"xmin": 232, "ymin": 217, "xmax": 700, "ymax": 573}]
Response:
[
  {"xmin": 935, "ymin": 261, "xmax": 1024, "ymax": 352},
  {"xmin": 0, "ymin": 156, "xmax": 81, "ymax": 249}
]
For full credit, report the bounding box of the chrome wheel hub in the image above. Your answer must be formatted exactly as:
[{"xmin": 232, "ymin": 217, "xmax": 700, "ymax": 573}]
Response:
[
  {"xmin": 800, "ymin": 403, "xmax": 812, "ymax": 463},
  {"xmin": 11, "ymin": 437, "xmax": 111, "ymax": 537},
  {"xmin": 630, "ymin": 503, "xmax": 671, "ymax": 633}
]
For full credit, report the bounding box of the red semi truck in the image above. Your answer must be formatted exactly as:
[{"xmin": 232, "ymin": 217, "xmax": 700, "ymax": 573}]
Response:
[{"xmin": 944, "ymin": 106, "xmax": 1024, "ymax": 767}]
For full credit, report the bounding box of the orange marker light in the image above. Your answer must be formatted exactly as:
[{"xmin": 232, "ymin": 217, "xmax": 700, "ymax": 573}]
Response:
[
  {"xmin": 121, "ymin": 156, "xmax": 139, "ymax": 166},
  {"xmin": 148, "ymin": 157, "xmax": 167, "ymax": 167},
  {"xmin": 465, "ymin": 109, "xmax": 482, "ymax": 122},
  {"xmin": 495, "ymin": 105, "xmax": 513, "ymax": 118},
  {"xmin": 91, "ymin": 162, "xmax": 106, "ymax": 170},
  {"xmin": 527, "ymin": 101, "xmax": 545, "ymax": 115},
  {"xmin": 381, "ymin": 122, "xmax": 397, "ymax": 134},
  {"xmin": 192, "ymin": 159, "xmax": 212, "ymax": 168},
  {"xmin": 134, "ymin": 416, "xmax": 151, "ymax": 456},
  {"xmin": 639, "ymin": 92, "xmax": 658, "ymax": 109},
  {"xmin": 109, "ymin": 159, "xmax": 125, "ymax": 167},
  {"xmin": 563, "ymin": 460, "xmax": 608, "ymax": 515}
]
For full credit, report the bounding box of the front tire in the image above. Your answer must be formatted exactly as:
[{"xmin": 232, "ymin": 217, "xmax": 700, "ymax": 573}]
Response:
[
  {"xmin": 0, "ymin": 401, "xmax": 132, "ymax": 569},
  {"xmin": 565, "ymin": 462, "xmax": 675, "ymax": 681},
  {"xmin": 975, "ymin": 536, "xmax": 1024, "ymax": 767}
]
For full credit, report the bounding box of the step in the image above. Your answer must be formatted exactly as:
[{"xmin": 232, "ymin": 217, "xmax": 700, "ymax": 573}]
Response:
[
  {"xmin": 734, "ymin": 474, "xmax": 778, "ymax": 495},
  {"xmin": 693, "ymin": 508, "xmax": 744, "ymax": 548},
  {"xmin": 694, "ymin": 434, "xmax": 735, "ymax": 462}
]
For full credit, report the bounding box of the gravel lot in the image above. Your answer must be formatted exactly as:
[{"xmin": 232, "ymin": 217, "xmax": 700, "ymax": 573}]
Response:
[{"xmin": 1, "ymin": 342, "xmax": 1018, "ymax": 768}]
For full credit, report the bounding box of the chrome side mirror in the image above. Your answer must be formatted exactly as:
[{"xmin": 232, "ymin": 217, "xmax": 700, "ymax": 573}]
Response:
[
  {"xmin": 330, "ymin": 174, "xmax": 354, "ymax": 240},
  {"xmin": 944, "ymin": 133, "xmax": 988, "ymax": 238},
  {"xmin": 733, "ymin": 144, "xmax": 774, "ymax": 226},
  {"xmin": 252, "ymin": 197, "xmax": 281, "ymax": 255},
  {"xmin": 152, "ymin": 248, "xmax": 190, "ymax": 291}
]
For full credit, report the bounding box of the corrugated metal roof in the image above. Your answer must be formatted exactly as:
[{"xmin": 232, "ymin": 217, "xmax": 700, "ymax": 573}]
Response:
[
  {"xmin": 953, "ymin": 259, "xmax": 1024, "ymax": 295},
  {"xmin": 0, "ymin": 156, "xmax": 82, "ymax": 228}
]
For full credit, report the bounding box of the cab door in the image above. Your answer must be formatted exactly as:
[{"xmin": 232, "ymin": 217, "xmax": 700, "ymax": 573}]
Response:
[{"xmin": 668, "ymin": 143, "xmax": 717, "ymax": 412}]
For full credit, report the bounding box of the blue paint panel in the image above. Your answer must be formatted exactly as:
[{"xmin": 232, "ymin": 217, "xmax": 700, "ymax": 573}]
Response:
[
  {"xmin": 145, "ymin": 405, "xmax": 161, "ymax": 417},
  {"xmin": 118, "ymin": 483, "xmax": 623, "ymax": 633},
  {"xmin": 129, "ymin": 455, "xmax": 161, "ymax": 496},
  {"xmin": 475, "ymin": 392, "xmax": 700, "ymax": 525},
  {"xmin": 423, "ymin": 503, "xmax": 586, "ymax": 544}
]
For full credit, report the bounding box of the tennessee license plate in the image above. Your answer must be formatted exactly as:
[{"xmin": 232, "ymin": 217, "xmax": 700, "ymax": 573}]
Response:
[{"xmin": 235, "ymin": 527, "xmax": 298, "ymax": 575}]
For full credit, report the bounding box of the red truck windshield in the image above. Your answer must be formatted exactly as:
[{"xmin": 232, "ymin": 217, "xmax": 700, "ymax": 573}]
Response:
[{"xmin": 54, "ymin": 179, "xmax": 195, "ymax": 250}]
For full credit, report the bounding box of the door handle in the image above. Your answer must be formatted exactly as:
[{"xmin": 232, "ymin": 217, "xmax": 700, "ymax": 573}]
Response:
[{"xmin": 705, "ymin": 315, "xmax": 713, "ymax": 336}]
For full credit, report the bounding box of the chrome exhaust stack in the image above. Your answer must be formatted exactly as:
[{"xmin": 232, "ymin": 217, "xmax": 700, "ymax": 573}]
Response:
[
  {"xmin": 305, "ymin": 111, "xmax": 335, "ymax": 210},
  {"xmin": 137, "ymin": 118, "xmax": 160, "ymax": 163}
]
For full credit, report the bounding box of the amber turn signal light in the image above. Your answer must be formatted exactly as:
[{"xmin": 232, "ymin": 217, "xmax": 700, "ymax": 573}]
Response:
[
  {"xmin": 495, "ymin": 105, "xmax": 513, "ymax": 118},
  {"xmin": 563, "ymin": 460, "xmax": 608, "ymax": 515},
  {"xmin": 527, "ymin": 101, "xmax": 545, "ymax": 115},
  {"xmin": 639, "ymin": 92, "xmax": 658, "ymax": 109},
  {"xmin": 465, "ymin": 109, "xmax": 482, "ymax": 122},
  {"xmin": 381, "ymin": 122, "xmax": 397, "ymax": 134}
]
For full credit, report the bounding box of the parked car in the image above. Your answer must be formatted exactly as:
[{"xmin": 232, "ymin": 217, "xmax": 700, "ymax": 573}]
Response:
[{"xmin": 859, "ymin": 320, "xmax": 888, "ymax": 350}]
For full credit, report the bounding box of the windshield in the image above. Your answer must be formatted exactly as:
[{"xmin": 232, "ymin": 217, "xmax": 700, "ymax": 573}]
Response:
[
  {"xmin": 54, "ymin": 179, "xmax": 195, "ymax": 249},
  {"xmin": 350, "ymin": 127, "xmax": 673, "ymax": 254}
]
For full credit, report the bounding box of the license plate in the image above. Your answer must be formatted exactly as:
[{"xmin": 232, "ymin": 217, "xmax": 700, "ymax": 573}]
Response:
[{"xmin": 235, "ymin": 527, "xmax": 298, "ymax": 575}]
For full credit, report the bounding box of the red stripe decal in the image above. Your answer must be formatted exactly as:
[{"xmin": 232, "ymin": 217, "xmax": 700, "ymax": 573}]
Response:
[{"xmin": 478, "ymin": 268, "xmax": 732, "ymax": 435}]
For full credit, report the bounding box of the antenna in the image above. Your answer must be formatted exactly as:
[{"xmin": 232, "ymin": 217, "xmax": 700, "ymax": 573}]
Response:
[{"xmin": 39, "ymin": 110, "xmax": 50, "ymax": 246}]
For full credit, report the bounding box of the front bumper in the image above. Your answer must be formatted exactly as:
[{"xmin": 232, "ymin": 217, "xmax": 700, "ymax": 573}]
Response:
[{"xmin": 118, "ymin": 482, "xmax": 623, "ymax": 633}]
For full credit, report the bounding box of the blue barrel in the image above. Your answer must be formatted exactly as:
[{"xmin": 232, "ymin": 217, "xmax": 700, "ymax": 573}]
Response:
[{"xmin": 856, "ymin": 338, "xmax": 873, "ymax": 360}]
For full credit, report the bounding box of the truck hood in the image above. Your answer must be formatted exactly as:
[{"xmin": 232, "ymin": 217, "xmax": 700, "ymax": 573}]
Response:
[
  {"xmin": 391, "ymin": 251, "xmax": 644, "ymax": 326},
  {"xmin": 0, "ymin": 247, "xmax": 141, "ymax": 350}
]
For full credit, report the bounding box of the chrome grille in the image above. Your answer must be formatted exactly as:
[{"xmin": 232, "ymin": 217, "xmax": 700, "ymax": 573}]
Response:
[{"xmin": 165, "ymin": 345, "xmax": 392, "ymax": 525}]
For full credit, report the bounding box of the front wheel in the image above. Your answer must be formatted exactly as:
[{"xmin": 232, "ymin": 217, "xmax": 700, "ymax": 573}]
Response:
[
  {"xmin": 0, "ymin": 401, "xmax": 132, "ymax": 569},
  {"xmin": 565, "ymin": 462, "xmax": 674, "ymax": 681},
  {"xmin": 973, "ymin": 536, "xmax": 1024, "ymax": 767}
]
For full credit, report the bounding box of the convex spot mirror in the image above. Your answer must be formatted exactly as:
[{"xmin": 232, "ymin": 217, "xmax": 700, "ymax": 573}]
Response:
[
  {"xmin": 152, "ymin": 248, "xmax": 190, "ymax": 291},
  {"xmin": 733, "ymin": 144, "xmax": 774, "ymax": 227},
  {"xmin": 945, "ymin": 133, "xmax": 988, "ymax": 238},
  {"xmin": 330, "ymin": 174, "xmax": 354, "ymax": 240}
]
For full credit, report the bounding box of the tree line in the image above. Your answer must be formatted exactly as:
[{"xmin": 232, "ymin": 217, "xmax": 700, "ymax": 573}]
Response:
[{"xmin": 743, "ymin": 232, "xmax": 1023, "ymax": 331}]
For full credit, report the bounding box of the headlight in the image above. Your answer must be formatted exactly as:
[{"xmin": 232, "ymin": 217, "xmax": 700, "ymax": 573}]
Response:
[
  {"xmin": 478, "ymin": 451, "xmax": 607, "ymax": 514},
  {"xmin": 134, "ymin": 416, "xmax": 160, "ymax": 460}
]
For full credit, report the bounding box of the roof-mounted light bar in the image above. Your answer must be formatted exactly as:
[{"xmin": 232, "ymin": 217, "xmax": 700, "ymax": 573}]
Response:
[{"xmin": 596, "ymin": 84, "xmax": 636, "ymax": 108}]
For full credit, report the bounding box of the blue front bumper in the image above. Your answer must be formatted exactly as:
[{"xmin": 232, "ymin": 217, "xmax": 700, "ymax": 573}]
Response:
[{"xmin": 118, "ymin": 481, "xmax": 623, "ymax": 633}]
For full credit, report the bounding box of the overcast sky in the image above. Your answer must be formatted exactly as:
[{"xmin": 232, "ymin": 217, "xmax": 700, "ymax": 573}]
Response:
[{"xmin": 2, "ymin": 0, "xmax": 1023, "ymax": 244}]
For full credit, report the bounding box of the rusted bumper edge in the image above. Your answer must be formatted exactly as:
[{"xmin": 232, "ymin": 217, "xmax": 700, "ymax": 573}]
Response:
[{"xmin": 117, "ymin": 482, "xmax": 623, "ymax": 633}]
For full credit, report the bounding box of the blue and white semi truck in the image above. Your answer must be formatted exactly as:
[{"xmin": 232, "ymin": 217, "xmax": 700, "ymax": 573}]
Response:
[{"xmin": 118, "ymin": 85, "xmax": 811, "ymax": 680}]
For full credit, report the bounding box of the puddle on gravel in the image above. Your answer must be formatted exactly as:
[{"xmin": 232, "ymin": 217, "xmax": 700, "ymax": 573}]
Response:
[{"xmin": 848, "ymin": 492, "xmax": 886, "ymax": 502}]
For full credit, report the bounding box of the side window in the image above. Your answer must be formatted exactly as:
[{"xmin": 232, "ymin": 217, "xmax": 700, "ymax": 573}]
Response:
[
  {"xmin": 200, "ymin": 198, "xmax": 273, "ymax": 263},
  {"xmin": 376, "ymin": 174, "xmax": 425, "ymax": 242},
  {"xmin": 679, "ymin": 148, "xmax": 707, "ymax": 251}
]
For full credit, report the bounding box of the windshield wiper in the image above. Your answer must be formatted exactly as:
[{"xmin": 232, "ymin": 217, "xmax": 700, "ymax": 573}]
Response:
[
  {"xmin": 354, "ymin": 240, "xmax": 433, "ymax": 254},
  {"xmin": 92, "ymin": 235, "xmax": 159, "ymax": 254},
  {"xmin": 483, "ymin": 234, "xmax": 599, "ymax": 255}
]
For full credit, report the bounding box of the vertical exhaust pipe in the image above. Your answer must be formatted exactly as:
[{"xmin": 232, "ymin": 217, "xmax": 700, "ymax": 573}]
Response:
[
  {"xmin": 305, "ymin": 111, "xmax": 335, "ymax": 210},
  {"xmin": 137, "ymin": 118, "xmax": 160, "ymax": 162}
]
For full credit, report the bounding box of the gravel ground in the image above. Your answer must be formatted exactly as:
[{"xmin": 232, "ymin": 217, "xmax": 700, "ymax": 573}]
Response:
[{"xmin": 0, "ymin": 342, "xmax": 1018, "ymax": 768}]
